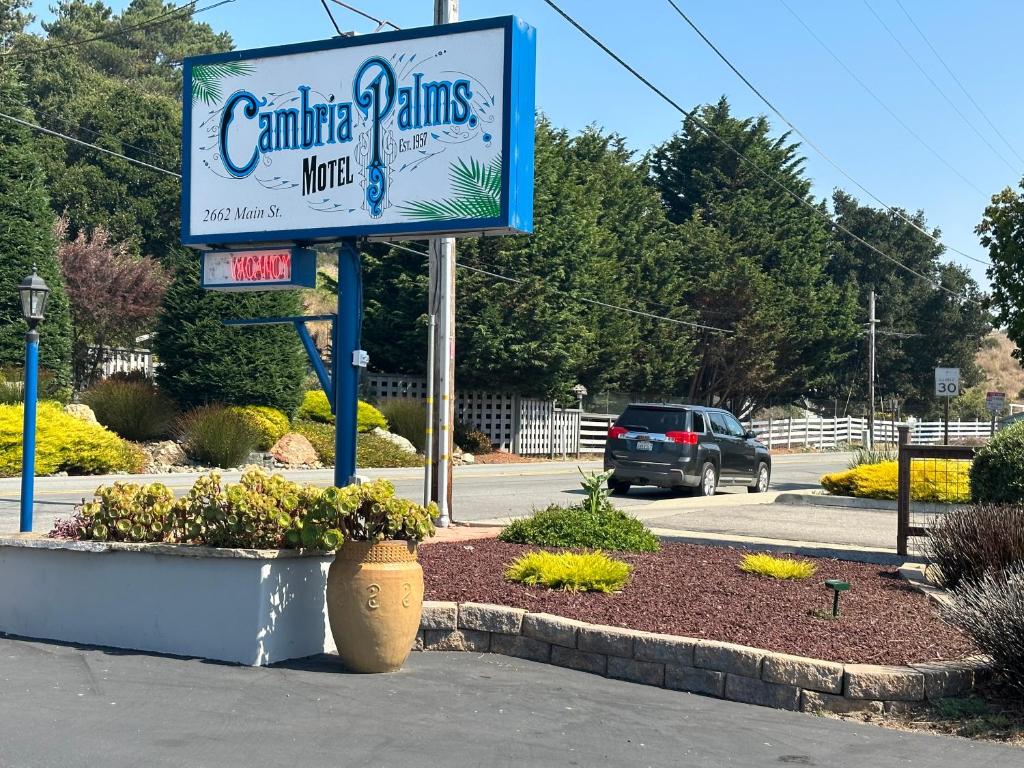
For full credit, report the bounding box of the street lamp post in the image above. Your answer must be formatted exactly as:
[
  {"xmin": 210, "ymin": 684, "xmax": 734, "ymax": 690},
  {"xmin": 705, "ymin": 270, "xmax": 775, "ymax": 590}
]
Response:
[{"xmin": 17, "ymin": 268, "xmax": 50, "ymax": 533}]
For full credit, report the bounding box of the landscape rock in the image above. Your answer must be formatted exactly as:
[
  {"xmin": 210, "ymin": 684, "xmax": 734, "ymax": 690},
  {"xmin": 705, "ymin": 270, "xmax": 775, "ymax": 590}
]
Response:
[
  {"xmin": 459, "ymin": 603, "xmax": 525, "ymax": 634},
  {"xmin": 844, "ymin": 664, "xmax": 925, "ymax": 701},
  {"xmin": 270, "ymin": 433, "xmax": 319, "ymax": 466},
  {"xmin": 665, "ymin": 664, "xmax": 724, "ymax": 696},
  {"xmin": 142, "ymin": 440, "xmax": 187, "ymax": 469},
  {"xmin": 64, "ymin": 403, "xmax": 98, "ymax": 424},
  {"xmin": 762, "ymin": 652, "xmax": 844, "ymax": 694},
  {"xmin": 801, "ymin": 691, "xmax": 883, "ymax": 715},
  {"xmin": 370, "ymin": 427, "xmax": 416, "ymax": 454}
]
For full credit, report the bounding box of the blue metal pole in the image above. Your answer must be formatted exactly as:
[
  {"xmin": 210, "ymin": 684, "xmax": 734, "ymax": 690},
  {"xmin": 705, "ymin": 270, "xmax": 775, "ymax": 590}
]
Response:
[
  {"xmin": 20, "ymin": 330, "xmax": 39, "ymax": 533},
  {"xmin": 334, "ymin": 241, "xmax": 361, "ymax": 487}
]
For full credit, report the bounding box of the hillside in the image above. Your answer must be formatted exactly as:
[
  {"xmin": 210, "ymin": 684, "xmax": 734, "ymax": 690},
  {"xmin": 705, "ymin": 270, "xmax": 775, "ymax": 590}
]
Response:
[{"xmin": 976, "ymin": 331, "xmax": 1024, "ymax": 401}]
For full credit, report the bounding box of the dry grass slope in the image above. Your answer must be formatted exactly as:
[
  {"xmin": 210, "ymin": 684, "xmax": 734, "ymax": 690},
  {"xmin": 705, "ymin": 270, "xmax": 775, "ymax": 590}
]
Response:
[{"xmin": 975, "ymin": 331, "xmax": 1024, "ymax": 400}]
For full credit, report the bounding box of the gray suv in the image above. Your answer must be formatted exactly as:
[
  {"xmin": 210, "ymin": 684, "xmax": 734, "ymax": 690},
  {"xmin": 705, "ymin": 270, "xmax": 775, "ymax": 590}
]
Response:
[{"xmin": 603, "ymin": 404, "xmax": 771, "ymax": 496}]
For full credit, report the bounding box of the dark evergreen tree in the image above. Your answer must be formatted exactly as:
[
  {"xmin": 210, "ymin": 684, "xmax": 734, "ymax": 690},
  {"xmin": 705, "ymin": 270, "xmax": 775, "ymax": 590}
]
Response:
[
  {"xmin": 154, "ymin": 255, "xmax": 306, "ymax": 413},
  {"xmin": 0, "ymin": 66, "xmax": 73, "ymax": 394}
]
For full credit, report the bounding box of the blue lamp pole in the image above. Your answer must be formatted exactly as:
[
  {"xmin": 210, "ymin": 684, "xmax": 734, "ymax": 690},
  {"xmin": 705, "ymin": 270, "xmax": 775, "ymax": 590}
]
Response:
[{"xmin": 17, "ymin": 268, "xmax": 50, "ymax": 533}]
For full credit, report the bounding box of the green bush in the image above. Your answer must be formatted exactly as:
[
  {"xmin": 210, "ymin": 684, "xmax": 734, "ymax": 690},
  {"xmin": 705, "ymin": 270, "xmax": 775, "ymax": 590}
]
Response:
[
  {"xmin": 455, "ymin": 421, "xmax": 492, "ymax": 454},
  {"xmin": 380, "ymin": 399, "xmax": 426, "ymax": 452},
  {"xmin": 177, "ymin": 405, "xmax": 258, "ymax": 468},
  {"xmin": 298, "ymin": 390, "xmax": 333, "ymax": 423},
  {"xmin": 81, "ymin": 379, "xmax": 177, "ymax": 441},
  {"xmin": 506, "ymin": 550, "xmax": 631, "ymax": 593},
  {"xmin": 500, "ymin": 503, "xmax": 660, "ymax": 552},
  {"xmin": 923, "ymin": 504, "xmax": 1024, "ymax": 589},
  {"xmin": 154, "ymin": 255, "xmax": 306, "ymax": 414},
  {"xmin": 970, "ymin": 422, "xmax": 1024, "ymax": 503},
  {"xmin": 0, "ymin": 401, "xmax": 143, "ymax": 476},
  {"xmin": 79, "ymin": 482, "xmax": 176, "ymax": 543},
  {"xmin": 358, "ymin": 431, "xmax": 421, "ymax": 468},
  {"xmin": 294, "ymin": 419, "xmax": 334, "ymax": 464},
  {"xmin": 847, "ymin": 445, "xmax": 897, "ymax": 468},
  {"xmin": 231, "ymin": 405, "xmax": 290, "ymax": 450}
]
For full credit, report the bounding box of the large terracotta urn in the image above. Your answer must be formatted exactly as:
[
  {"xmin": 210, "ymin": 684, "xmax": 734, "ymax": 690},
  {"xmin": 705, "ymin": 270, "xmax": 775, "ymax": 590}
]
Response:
[{"xmin": 326, "ymin": 539, "xmax": 424, "ymax": 673}]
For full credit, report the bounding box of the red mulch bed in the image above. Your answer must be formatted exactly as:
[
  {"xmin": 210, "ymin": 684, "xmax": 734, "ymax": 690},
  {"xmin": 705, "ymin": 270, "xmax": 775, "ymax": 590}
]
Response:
[{"xmin": 420, "ymin": 539, "xmax": 976, "ymax": 666}]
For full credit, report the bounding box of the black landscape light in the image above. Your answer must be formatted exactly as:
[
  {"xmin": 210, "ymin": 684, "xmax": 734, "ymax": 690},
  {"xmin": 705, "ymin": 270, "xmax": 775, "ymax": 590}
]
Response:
[
  {"xmin": 824, "ymin": 579, "xmax": 850, "ymax": 617},
  {"xmin": 18, "ymin": 268, "xmax": 50, "ymax": 328}
]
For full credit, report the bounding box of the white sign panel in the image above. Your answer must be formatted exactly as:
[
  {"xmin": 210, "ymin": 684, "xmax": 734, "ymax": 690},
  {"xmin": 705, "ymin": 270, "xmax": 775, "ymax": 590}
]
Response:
[
  {"xmin": 935, "ymin": 367, "xmax": 961, "ymax": 397},
  {"xmin": 181, "ymin": 17, "xmax": 536, "ymax": 247},
  {"xmin": 986, "ymin": 391, "xmax": 1006, "ymax": 414}
]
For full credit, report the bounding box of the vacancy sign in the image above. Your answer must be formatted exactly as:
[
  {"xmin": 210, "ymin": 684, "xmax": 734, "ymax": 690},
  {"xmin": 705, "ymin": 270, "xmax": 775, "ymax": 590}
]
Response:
[
  {"xmin": 935, "ymin": 367, "xmax": 961, "ymax": 398},
  {"xmin": 181, "ymin": 17, "xmax": 536, "ymax": 247},
  {"xmin": 200, "ymin": 248, "xmax": 316, "ymax": 291}
]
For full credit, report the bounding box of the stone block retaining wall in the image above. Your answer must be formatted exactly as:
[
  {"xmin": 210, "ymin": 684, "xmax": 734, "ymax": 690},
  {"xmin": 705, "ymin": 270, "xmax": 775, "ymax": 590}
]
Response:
[{"xmin": 414, "ymin": 601, "xmax": 989, "ymax": 715}]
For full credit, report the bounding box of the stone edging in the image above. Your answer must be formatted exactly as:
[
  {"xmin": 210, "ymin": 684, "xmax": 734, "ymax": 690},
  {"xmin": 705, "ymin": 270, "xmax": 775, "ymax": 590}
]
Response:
[{"xmin": 413, "ymin": 601, "xmax": 989, "ymax": 715}]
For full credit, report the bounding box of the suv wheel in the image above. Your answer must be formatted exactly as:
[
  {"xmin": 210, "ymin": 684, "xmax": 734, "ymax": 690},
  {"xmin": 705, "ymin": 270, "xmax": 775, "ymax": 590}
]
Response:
[
  {"xmin": 748, "ymin": 462, "xmax": 770, "ymax": 493},
  {"xmin": 608, "ymin": 478, "xmax": 631, "ymax": 495},
  {"xmin": 696, "ymin": 462, "xmax": 717, "ymax": 497}
]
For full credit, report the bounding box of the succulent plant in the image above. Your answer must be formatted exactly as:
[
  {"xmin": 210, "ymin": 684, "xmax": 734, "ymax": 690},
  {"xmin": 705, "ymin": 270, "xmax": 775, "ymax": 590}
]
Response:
[
  {"xmin": 78, "ymin": 481, "xmax": 175, "ymax": 543},
  {"xmin": 67, "ymin": 468, "xmax": 437, "ymax": 549}
]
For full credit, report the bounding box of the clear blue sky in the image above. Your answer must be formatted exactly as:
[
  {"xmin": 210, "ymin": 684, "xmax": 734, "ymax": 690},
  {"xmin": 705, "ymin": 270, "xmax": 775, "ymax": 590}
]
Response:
[{"xmin": 31, "ymin": 0, "xmax": 1024, "ymax": 287}]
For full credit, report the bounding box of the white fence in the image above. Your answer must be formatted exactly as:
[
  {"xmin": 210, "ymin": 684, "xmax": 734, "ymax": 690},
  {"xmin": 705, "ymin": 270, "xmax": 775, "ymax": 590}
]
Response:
[
  {"xmin": 363, "ymin": 373, "xmax": 580, "ymax": 455},
  {"xmin": 580, "ymin": 413, "xmax": 616, "ymax": 454},
  {"xmin": 92, "ymin": 347, "xmax": 154, "ymax": 379},
  {"xmin": 750, "ymin": 417, "xmax": 992, "ymax": 449}
]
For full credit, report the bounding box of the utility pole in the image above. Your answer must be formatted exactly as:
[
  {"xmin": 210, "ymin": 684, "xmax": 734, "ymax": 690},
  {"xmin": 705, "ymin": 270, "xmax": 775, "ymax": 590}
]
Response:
[
  {"xmin": 428, "ymin": 0, "xmax": 458, "ymax": 527},
  {"xmin": 867, "ymin": 290, "xmax": 876, "ymax": 449}
]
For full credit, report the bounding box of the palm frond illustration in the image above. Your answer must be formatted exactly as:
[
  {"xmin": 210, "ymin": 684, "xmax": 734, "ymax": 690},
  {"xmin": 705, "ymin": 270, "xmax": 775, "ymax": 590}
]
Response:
[
  {"xmin": 191, "ymin": 62, "xmax": 255, "ymax": 105},
  {"xmin": 398, "ymin": 155, "xmax": 502, "ymax": 221}
]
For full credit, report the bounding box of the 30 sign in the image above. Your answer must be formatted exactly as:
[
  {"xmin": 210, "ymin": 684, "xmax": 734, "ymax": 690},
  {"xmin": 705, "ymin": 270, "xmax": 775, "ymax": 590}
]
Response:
[
  {"xmin": 181, "ymin": 16, "xmax": 536, "ymax": 247},
  {"xmin": 934, "ymin": 367, "xmax": 961, "ymax": 398}
]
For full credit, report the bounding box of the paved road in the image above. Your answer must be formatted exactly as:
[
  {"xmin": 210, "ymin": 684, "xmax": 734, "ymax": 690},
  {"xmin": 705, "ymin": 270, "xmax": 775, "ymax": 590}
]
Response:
[
  {"xmin": 0, "ymin": 453, "xmax": 852, "ymax": 534},
  {"xmin": 0, "ymin": 636, "xmax": 1013, "ymax": 768}
]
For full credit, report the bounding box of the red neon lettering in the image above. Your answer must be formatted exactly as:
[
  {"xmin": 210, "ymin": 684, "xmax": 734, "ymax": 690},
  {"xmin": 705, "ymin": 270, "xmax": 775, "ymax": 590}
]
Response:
[{"xmin": 228, "ymin": 252, "xmax": 292, "ymax": 283}]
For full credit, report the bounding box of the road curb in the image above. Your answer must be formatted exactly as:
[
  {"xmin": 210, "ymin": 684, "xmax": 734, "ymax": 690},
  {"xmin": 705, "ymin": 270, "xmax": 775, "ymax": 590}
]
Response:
[
  {"xmin": 646, "ymin": 527, "xmax": 908, "ymax": 565},
  {"xmin": 775, "ymin": 491, "xmax": 897, "ymax": 511}
]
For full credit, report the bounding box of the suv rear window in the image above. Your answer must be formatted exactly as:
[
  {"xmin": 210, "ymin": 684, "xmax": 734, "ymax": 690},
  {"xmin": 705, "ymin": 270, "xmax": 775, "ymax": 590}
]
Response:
[{"xmin": 615, "ymin": 406, "xmax": 689, "ymax": 434}]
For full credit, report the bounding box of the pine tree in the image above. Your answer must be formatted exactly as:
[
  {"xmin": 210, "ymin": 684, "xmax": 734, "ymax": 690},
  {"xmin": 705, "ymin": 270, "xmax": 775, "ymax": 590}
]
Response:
[
  {"xmin": 154, "ymin": 254, "xmax": 307, "ymax": 413},
  {"xmin": 0, "ymin": 66, "xmax": 73, "ymax": 394}
]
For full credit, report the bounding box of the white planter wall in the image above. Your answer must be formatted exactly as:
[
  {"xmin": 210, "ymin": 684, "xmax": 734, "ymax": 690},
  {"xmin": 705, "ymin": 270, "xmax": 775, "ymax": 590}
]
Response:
[{"xmin": 0, "ymin": 536, "xmax": 336, "ymax": 666}]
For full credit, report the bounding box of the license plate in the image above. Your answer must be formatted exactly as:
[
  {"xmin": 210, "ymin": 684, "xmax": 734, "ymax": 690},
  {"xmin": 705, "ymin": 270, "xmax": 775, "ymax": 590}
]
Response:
[{"xmin": 636, "ymin": 440, "xmax": 653, "ymax": 452}]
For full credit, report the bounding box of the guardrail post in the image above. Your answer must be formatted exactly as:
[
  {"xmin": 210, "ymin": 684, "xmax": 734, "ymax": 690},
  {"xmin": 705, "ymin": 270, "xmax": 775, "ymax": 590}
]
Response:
[
  {"xmin": 897, "ymin": 425, "xmax": 911, "ymax": 557},
  {"xmin": 786, "ymin": 417, "xmax": 793, "ymax": 449},
  {"xmin": 767, "ymin": 416, "xmax": 773, "ymax": 449}
]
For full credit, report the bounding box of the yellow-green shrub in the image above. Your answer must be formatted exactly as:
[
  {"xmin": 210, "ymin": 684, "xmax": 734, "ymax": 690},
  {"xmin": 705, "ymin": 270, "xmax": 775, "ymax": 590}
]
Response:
[
  {"xmin": 297, "ymin": 391, "xmax": 388, "ymax": 433},
  {"xmin": 231, "ymin": 405, "xmax": 290, "ymax": 450},
  {"xmin": 505, "ymin": 550, "xmax": 632, "ymax": 593},
  {"xmin": 739, "ymin": 552, "xmax": 817, "ymax": 580},
  {"xmin": 0, "ymin": 401, "xmax": 143, "ymax": 476},
  {"xmin": 297, "ymin": 390, "xmax": 332, "ymax": 423},
  {"xmin": 357, "ymin": 401, "xmax": 388, "ymax": 432},
  {"xmin": 821, "ymin": 460, "xmax": 970, "ymax": 503}
]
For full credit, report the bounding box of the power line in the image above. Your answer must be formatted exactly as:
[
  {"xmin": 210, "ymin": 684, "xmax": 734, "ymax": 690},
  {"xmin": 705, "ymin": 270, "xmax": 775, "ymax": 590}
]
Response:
[
  {"xmin": 384, "ymin": 241, "xmax": 732, "ymax": 334},
  {"xmin": 318, "ymin": 0, "xmax": 344, "ymax": 37},
  {"xmin": 0, "ymin": 0, "xmax": 235, "ymax": 60},
  {"xmin": 776, "ymin": 0, "xmax": 988, "ymax": 198},
  {"xmin": 861, "ymin": 0, "xmax": 1017, "ymax": 175},
  {"xmin": 661, "ymin": 0, "xmax": 989, "ymax": 267},
  {"xmin": 327, "ymin": 0, "xmax": 400, "ymax": 31},
  {"xmin": 0, "ymin": 111, "xmax": 181, "ymax": 178},
  {"xmin": 541, "ymin": 0, "xmax": 978, "ymax": 304},
  {"xmin": 893, "ymin": 0, "xmax": 1024, "ymax": 167}
]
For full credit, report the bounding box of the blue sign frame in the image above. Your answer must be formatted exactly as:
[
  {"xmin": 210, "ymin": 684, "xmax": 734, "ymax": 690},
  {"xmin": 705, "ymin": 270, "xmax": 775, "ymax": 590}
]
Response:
[{"xmin": 180, "ymin": 16, "xmax": 536, "ymax": 247}]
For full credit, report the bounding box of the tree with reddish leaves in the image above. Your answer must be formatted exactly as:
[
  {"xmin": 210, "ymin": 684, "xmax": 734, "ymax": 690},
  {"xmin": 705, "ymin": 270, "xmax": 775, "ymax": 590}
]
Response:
[{"xmin": 55, "ymin": 218, "xmax": 168, "ymax": 388}]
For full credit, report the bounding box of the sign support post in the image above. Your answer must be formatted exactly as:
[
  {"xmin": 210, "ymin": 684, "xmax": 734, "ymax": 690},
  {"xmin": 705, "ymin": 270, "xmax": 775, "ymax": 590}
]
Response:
[
  {"xmin": 429, "ymin": 0, "xmax": 459, "ymax": 528},
  {"xmin": 334, "ymin": 240, "xmax": 363, "ymax": 487}
]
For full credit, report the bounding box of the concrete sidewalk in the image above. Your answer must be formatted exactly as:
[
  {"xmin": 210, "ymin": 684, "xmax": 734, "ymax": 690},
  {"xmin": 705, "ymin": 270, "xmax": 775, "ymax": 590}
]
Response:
[{"xmin": 0, "ymin": 635, "xmax": 1014, "ymax": 767}]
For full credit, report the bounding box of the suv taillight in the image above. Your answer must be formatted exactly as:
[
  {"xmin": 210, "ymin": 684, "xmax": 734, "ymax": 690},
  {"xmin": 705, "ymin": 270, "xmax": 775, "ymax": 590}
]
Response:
[
  {"xmin": 665, "ymin": 431, "xmax": 699, "ymax": 445},
  {"xmin": 608, "ymin": 426, "xmax": 628, "ymax": 440}
]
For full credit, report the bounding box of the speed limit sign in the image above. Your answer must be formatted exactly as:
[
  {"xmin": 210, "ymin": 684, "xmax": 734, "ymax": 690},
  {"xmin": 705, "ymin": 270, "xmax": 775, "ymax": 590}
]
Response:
[{"xmin": 935, "ymin": 367, "xmax": 961, "ymax": 397}]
